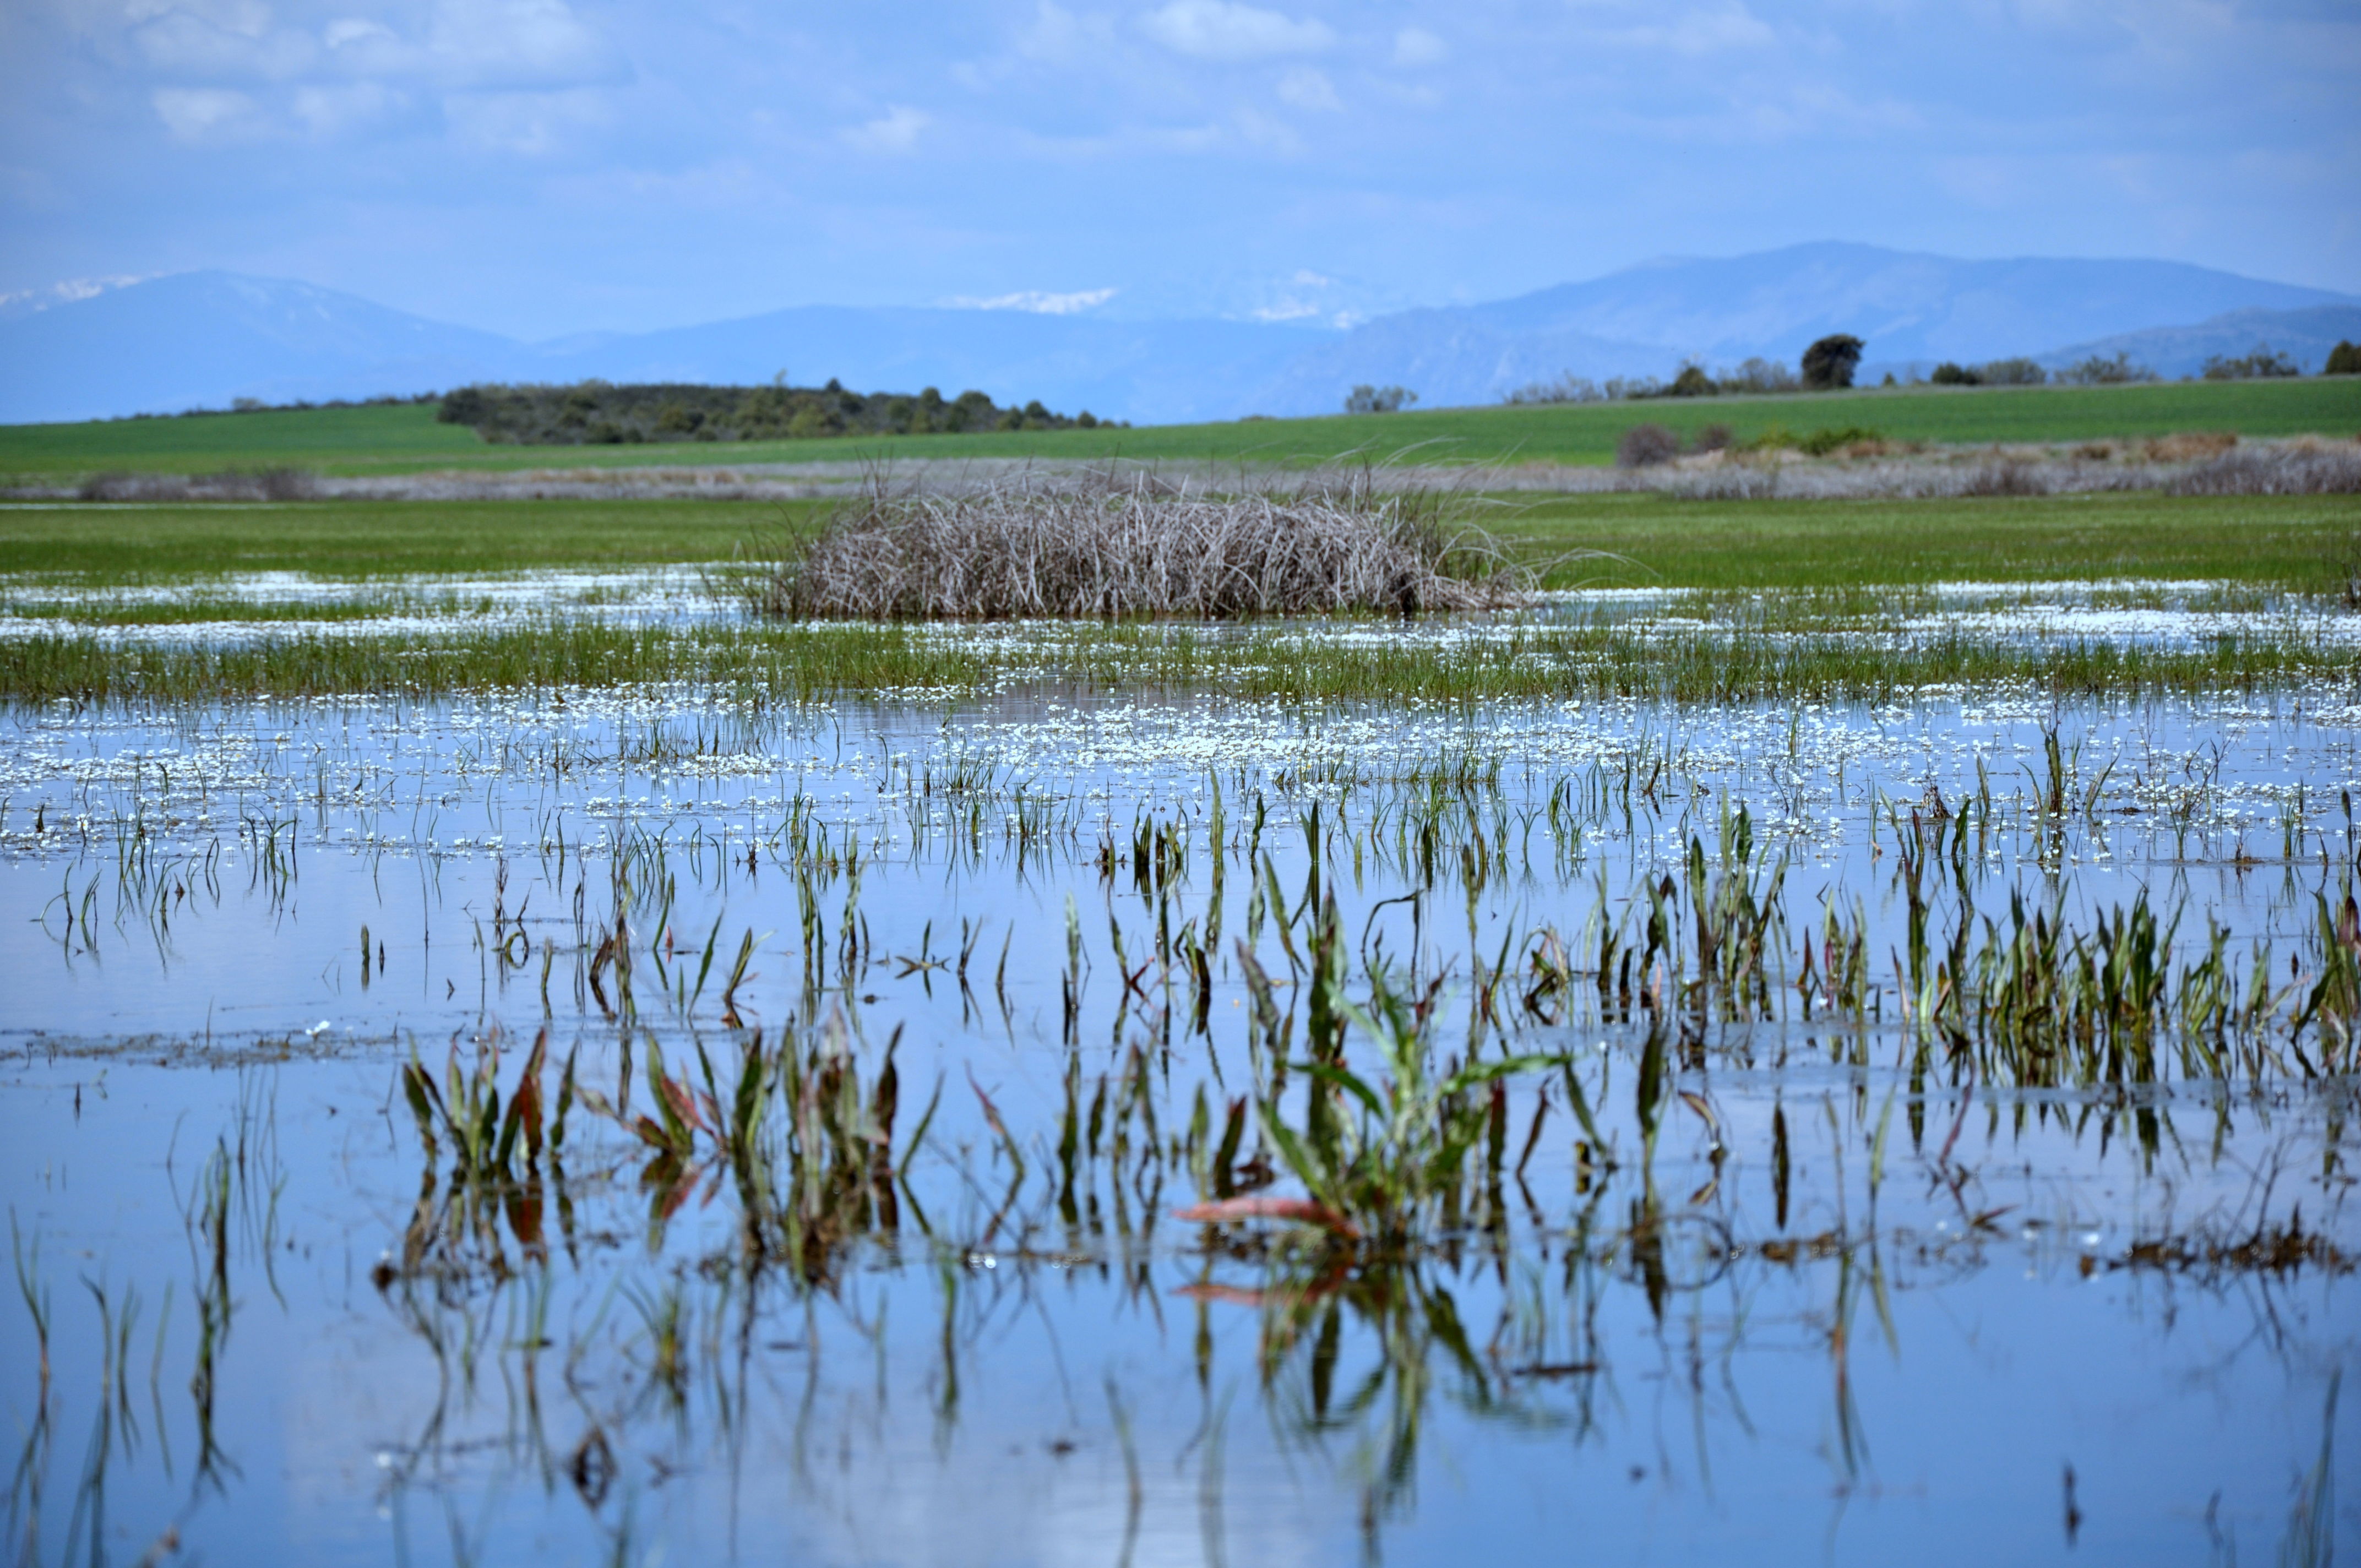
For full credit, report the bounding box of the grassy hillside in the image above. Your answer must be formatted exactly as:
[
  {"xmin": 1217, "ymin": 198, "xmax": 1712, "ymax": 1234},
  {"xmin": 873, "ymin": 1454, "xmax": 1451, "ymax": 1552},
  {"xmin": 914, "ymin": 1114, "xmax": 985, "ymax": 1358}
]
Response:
[
  {"xmin": 7, "ymin": 492, "xmax": 2355, "ymax": 590},
  {"xmin": 1, "ymin": 375, "xmax": 2355, "ymax": 481}
]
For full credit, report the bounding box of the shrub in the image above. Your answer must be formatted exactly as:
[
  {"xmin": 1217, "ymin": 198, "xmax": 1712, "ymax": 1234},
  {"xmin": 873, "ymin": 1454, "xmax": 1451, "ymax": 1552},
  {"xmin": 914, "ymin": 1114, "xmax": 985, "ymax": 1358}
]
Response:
[
  {"xmin": 2055, "ymin": 352, "xmax": 2158, "ymax": 386},
  {"xmin": 2327, "ymin": 341, "xmax": 2361, "ymax": 377},
  {"xmin": 2166, "ymin": 447, "xmax": 2361, "ymax": 496},
  {"xmin": 1794, "ymin": 425, "xmax": 1883, "ymax": 457},
  {"xmin": 2202, "ymin": 344, "xmax": 2302, "ymax": 380},
  {"xmin": 1715, "ymin": 357, "xmax": 1799, "ymax": 395},
  {"xmin": 1960, "ymin": 459, "xmax": 2045, "ymax": 497},
  {"xmin": 1693, "ymin": 422, "xmax": 1734, "ymax": 453},
  {"xmin": 745, "ymin": 468, "xmax": 1534, "ymax": 619},
  {"xmin": 1345, "ymin": 384, "xmax": 1418, "ymax": 414},
  {"xmin": 1502, "ymin": 373, "xmax": 1603, "ymax": 405},
  {"xmin": 1615, "ymin": 422, "xmax": 1682, "ymax": 468},
  {"xmin": 1800, "ymin": 334, "xmax": 1864, "ymax": 391},
  {"xmin": 437, "ymin": 387, "xmax": 489, "ymax": 426},
  {"xmin": 1980, "ymin": 357, "xmax": 2047, "ymax": 386},
  {"xmin": 1930, "ymin": 362, "xmax": 1979, "ymax": 386}
]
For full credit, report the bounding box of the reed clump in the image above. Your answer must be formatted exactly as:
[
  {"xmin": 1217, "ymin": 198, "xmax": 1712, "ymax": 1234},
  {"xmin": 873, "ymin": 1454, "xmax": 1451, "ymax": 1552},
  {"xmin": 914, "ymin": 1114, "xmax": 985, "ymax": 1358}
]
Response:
[
  {"xmin": 76, "ymin": 467, "xmax": 318, "ymax": 502},
  {"xmin": 744, "ymin": 467, "xmax": 1534, "ymax": 620},
  {"xmin": 2164, "ymin": 443, "xmax": 2361, "ymax": 496}
]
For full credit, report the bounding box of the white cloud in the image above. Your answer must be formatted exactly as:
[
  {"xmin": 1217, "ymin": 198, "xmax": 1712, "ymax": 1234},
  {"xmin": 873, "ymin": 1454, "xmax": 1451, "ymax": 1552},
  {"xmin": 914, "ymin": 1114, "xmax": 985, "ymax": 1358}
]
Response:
[
  {"xmin": 422, "ymin": 0, "xmax": 622, "ymax": 89},
  {"xmin": 132, "ymin": 11, "xmax": 318, "ymax": 79},
  {"xmin": 942, "ymin": 287, "xmax": 1118, "ymax": 313},
  {"xmin": 1016, "ymin": 0, "xmax": 1117, "ymax": 62},
  {"xmin": 442, "ymin": 86, "xmax": 608, "ymax": 154},
  {"xmin": 0, "ymin": 275, "xmax": 150, "ymax": 319},
  {"xmin": 151, "ymin": 85, "xmax": 269, "ymax": 140},
  {"xmin": 323, "ymin": 17, "xmax": 399, "ymax": 51},
  {"xmin": 1137, "ymin": 1, "xmax": 1333, "ymax": 62},
  {"xmin": 1275, "ymin": 66, "xmax": 1339, "ymax": 111},
  {"xmin": 842, "ymin": 105, "xmax": 931, "ymax": 154},
  {"xmin": 122, "ymin": 0, "xmax": 270, "ymax": 35},
  {"xmin": 291, "ymin": 80, "xmax": 404, "ymax": 135},
  {"xmin": 1391, "ymin": 26, "xmax": 1447, "ymax": 67},
  {"xmin": 1608, "ymin": 4, "xmax": 1777, "ymax": 53}
]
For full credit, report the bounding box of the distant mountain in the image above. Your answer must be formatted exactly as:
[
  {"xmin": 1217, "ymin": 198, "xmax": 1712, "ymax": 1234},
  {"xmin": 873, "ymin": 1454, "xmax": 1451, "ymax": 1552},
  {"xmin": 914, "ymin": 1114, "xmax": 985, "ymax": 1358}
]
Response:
[
  {"xmin": 1458, "ymin": 243, "xmax": 2356, "ymax": 371},
  {"xmin": 2031, "ymin": 304, "xmax": 2361, "ymax": 380},
  {"xmin": 1234, "ymin": 311, "xmax": 1672, "ymax": 418},
  {"xmin": 4, "ymin": 246, "xmax": 2356, "ymax": 428},
  {"xmin": 1238, "ymin": 243, "xmax": 2361, "ymax": 412},
  {"xmin": 0, "ymin": 271, "xmax": 516, "ymax": 424},
  {"xmin": 528, "ymin": 306, "xmax": 1316, "ymax": 426},
  {"xmin": 0, "ymin": 271, "xmax": 1315, "ymax": 427}
]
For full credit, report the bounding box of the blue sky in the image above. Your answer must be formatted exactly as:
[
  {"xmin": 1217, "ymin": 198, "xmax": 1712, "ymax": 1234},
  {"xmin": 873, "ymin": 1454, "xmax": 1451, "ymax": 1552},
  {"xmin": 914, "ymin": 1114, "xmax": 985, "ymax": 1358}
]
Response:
[{"xmin": 3, "ymin": 0, "xmax": 2355, "ymax": 338}]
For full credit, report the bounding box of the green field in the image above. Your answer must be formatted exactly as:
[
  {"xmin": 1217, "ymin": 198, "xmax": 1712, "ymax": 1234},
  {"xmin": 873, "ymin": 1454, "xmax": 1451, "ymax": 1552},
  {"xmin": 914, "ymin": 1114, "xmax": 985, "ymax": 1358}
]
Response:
[
  {"xmin": 3, "ymin": 375, "xmax": 2357, "ymax": 481},
  {"xmin": 7, "ymin": 491, "xmax": 2357, "ymax": 591}
]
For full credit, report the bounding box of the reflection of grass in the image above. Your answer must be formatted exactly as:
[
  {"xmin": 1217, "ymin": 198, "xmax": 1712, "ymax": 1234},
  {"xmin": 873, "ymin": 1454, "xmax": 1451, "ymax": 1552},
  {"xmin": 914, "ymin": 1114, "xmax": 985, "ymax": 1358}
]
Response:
[{"xmin": 1216, "ymin": 924, "xmax": 1561, "ymax": 1249}]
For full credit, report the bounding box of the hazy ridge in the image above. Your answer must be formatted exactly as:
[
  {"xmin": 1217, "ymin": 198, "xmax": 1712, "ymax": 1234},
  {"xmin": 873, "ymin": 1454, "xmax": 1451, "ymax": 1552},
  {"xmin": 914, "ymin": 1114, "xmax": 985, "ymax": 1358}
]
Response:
[{"xmin": 3, "ymin": 243, "xmax": 2354, "ymax": 427}]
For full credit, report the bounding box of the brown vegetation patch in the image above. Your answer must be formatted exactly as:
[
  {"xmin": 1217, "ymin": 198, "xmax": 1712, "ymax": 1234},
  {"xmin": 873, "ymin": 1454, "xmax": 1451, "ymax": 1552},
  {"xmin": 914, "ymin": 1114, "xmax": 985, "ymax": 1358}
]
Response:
[{"xmin": 743, "ymin": 467, "xmax": 1537, "ymax": 620}]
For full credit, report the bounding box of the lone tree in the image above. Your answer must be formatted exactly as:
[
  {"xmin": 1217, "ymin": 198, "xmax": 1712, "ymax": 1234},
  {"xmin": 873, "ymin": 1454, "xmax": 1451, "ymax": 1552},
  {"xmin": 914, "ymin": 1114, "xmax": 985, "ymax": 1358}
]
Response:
[
  {"xmin": 2325, "ymin": 340, "xmax": 2360, "ymax": 377},
  {"xmin": 1800, "ymin": 334, "xmax": 1864, "ymax": 391},
  {"xmin": 1345, "ymin": 384, "xmax": 1418, "ymax": 414}
]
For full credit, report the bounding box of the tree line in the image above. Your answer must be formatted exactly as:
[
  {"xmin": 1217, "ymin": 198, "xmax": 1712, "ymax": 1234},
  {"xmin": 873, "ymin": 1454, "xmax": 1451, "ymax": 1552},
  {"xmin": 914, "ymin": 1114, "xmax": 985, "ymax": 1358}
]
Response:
[{"xmin": 436, "ymin": 379, "xmax": 1118, "ymax": 445}]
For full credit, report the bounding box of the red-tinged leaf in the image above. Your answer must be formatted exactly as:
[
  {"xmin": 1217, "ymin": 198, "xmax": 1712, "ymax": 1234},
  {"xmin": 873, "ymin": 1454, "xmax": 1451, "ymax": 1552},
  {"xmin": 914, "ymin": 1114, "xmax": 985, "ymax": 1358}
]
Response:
[
  {"xmin": 515, "ymin": 1071, "xmax": 543, "ymax": 1159},
  {"xmin": 506, "ymin": 1188, "xmax": 544, "ymax": 1253},
  {"xmin": 657, "ymin": 1168, "xmax": 696, "ymax": 1223},
  {"xmin": 965, "ymin": 1067, "xmax": 1011, "ymax": 1145},
  {"xmin": 1173, "ymin": 1283, "xmax": 1269, "ymax": 1308},
  {"xmin": 1172, "ymin": 1196, "xmax": 1360, "ymax": 1240},
  {"xmin": 632, "ymin": 1116, "xmax": 674, "ymax": 1151},
  {"xmin": 658, "ymin": 1073, "xmax": 707, "ymax": 1136}
]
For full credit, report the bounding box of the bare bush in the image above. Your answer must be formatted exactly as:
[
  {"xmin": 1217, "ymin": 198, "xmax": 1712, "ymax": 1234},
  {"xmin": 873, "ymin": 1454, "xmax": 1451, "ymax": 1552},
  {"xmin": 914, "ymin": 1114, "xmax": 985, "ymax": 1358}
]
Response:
[
  {"xmin": 2201, "ymin": 344, "xmax": 2300, "ymax": 381},
  {"xmin": 2165, "ymin": 447, "xmax": 2361, "ymax": 497},
  {"xmin": 1345, "ymin": 384, "xmax": 1417, "ymax": 415},
  {"xmin": 1712, "ymin": 358, "xmax": 1799, "ymax": 395},
  {"xmin": 2055, "ymin": 352, "xmax": 2159, "ymax": 386},
  {"xmin": 1959, "ymin": 459, "xmax": 2047, "ymax": 497},
  {"xmin": 1615, "ymin": 423, "xmax": 1682, "ymax": 469},
  {"xmin": 2144, "ymin": 432, "xmax": 2238, "ymax": 462},
  {"xmin": 1664, "ymin": 464, "xmax": 1781, "ymax": 500},
  {"xmin": 744, "ymin": 468, "xmax": 1535, "ymax": 620},
  {"xmin": 1502, "ymin": 373, "xmax": 1603, "ymax": 405},
  {"xmin": 75, "ymin": 467, "xmax": 318, "ymax": 502}
]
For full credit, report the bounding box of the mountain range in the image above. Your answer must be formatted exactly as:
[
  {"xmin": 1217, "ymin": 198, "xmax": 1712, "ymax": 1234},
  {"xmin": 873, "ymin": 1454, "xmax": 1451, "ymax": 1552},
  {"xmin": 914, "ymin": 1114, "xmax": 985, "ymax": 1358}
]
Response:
[{"xmin": 3, "ymin": 243, "xmax": 2355, "ymax": 428}]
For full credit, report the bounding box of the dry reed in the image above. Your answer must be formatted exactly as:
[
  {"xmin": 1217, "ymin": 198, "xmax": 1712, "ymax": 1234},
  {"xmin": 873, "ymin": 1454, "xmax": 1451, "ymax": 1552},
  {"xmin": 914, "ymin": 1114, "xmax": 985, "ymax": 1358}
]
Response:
[{"xmin": 743, "ymin": 466, "xmax": 1535, "ymax": 620}]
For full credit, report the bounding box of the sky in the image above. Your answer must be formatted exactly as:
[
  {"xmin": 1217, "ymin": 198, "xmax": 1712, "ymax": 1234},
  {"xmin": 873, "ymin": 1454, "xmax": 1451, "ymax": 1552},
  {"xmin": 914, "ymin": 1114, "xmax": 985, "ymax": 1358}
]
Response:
[{"xmin": 2, "ymin": 0, "xmax": 2357, "ymax": 339}]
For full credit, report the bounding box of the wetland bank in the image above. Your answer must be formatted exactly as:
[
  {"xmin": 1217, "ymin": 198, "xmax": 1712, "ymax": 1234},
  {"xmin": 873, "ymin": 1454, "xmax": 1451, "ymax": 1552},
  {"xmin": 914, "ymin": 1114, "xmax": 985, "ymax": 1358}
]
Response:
[{"xmin": 3, "ymin": 470, "xmax": 2359, "ymax": 1567}]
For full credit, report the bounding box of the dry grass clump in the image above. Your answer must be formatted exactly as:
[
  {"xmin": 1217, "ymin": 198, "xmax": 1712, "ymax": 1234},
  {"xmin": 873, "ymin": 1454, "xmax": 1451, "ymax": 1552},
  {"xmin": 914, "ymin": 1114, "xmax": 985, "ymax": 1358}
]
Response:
[
  {"xmin": 2144, "ymin": 431, "xmax": 2239, "ymax": 462},
  {"xmin": 78, "ymin": 467, "xmax": 317, "ymax": 502},
  {"xmin": 2166, "ymin": 444, "xmax": 2361, "ymax": 497},
  {"xmin": 744, "ymin": 467, "xmax": 1536, "ymax": 620}
]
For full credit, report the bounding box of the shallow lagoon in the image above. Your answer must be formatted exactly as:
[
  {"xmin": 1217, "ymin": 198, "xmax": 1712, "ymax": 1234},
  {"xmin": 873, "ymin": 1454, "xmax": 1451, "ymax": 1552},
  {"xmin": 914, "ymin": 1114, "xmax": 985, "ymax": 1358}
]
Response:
[{"xmin": 3, "ymin": 589, "xmax": 2357, "ymax": 1566}]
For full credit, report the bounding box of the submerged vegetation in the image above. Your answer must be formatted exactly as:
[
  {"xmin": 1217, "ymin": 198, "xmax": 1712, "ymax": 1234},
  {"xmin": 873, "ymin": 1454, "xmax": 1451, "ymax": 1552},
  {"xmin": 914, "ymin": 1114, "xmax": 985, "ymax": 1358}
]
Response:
[
  {"xmin": 2, "ymin": 439, "xmax": 2357, "ymax": 1564},
  {"xmin": 6, "ymin": 578, "xmax": 2358, "ymax": 705}
]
